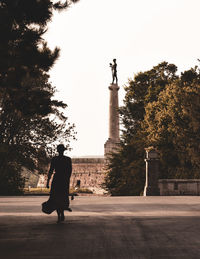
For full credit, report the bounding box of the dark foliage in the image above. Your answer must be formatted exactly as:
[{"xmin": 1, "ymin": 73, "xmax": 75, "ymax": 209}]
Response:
[{"xmin": 0, "ymin": 0, "xmax": 79, "ymax": 194}]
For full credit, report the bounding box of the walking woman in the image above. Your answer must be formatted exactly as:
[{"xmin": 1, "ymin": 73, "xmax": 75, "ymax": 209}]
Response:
[{"xmin": 42, "ymin": 144, "xmax": 72, "ymax": 223}]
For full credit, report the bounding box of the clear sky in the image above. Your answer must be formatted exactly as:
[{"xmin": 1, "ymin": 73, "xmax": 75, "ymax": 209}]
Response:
[{"xmin": 44, "ymin": 0, "xmax": 200, "ymax": 157}]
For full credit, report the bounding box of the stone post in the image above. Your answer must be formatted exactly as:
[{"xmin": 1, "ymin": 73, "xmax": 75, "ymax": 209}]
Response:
[
  {"xmin": 143, "ymin": 147, "xmax": 160, "ymax": 196},
  {"xmin": 104, "ymin": 83, "xmax": 120, "ymax": 157}
]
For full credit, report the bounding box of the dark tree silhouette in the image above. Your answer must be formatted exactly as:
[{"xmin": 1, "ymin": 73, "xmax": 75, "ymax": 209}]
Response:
[{"xmin": 0, "ymin": 0, "xmax": 79, "ymax": 194}]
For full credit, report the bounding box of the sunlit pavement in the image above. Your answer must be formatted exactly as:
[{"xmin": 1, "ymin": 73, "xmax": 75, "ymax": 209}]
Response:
[{"xmin": 0, "ymin": 196, "xmax": 200, "ymax": 259}]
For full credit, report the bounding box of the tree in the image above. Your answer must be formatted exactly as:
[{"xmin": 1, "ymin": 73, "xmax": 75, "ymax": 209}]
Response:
[
  {"xmin": 104, "ymin": 138, "xmax": 145, "ymax": 196},
  {"xmin": 120, "ymin": 62, "xmax": 178, "ymax": 142},
  {"xmin": 0, "ymin": 0, "xmax": 79, "ymax": 194},
  {"xmin": 143, "ymin": 67, "xmax": 200, "ymax": 178}
]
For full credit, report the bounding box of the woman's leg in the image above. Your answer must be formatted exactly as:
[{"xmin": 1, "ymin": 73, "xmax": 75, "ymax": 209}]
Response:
[
  {"xmin": 56, "ymin": 209, "xmax": 61, "ymax": 223},
  {"xmin": 60, "ymin": 210, "xmax": 65, "ymax": 221}
]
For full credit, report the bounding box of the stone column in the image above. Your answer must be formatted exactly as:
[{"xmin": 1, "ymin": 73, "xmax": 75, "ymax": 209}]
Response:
[
  {"xmin": 104, "ymin": 83, "xmax": 120, "ymax": 157},
  {"xmin": 143, "ymin": 147, "xmax": 160, "ymax": 196}
]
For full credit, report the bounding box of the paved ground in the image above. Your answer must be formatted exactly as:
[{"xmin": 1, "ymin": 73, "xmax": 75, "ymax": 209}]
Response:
[{"xmin": 0, "ymin": 196, "xmax": 200, "ymax": 259}]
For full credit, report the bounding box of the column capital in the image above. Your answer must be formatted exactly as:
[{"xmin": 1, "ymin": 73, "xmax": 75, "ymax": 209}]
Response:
[{"xmin": 109, "ymin": 83, "xmax": 120, "ymax": 91}]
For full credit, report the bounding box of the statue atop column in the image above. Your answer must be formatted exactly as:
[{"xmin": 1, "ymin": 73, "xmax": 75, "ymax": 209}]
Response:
[
  {"xmin": 109, "ymin": 58, "xmax": 118, "ymax": 85},
  {"xmin": 105, "ymin": 59, "xmax": 120, "ymax": 157}
]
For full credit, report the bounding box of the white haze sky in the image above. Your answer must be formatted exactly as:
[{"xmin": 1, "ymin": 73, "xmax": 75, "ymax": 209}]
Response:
[{"xmin": 44, "ymin": 0, "xmax": 200, "ymax": 157}]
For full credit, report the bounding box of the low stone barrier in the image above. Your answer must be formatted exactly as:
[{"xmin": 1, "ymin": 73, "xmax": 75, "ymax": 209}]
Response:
[{"xmin": 158, "ymin": 179, "xmax": 200, "ymax": 195}]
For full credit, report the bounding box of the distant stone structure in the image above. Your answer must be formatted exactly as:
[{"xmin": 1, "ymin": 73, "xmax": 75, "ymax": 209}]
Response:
[
  {"xmin": 71, "ymin": 158, "xmax": 105, "ymax": 185},
  {"xmin": 37, "ymin": 157, "xmax": 106, "ymax": 194},
  {"xmin": 158, "ymin": 179, "xmax": 200, "ymax": 195},
  {"xmin": 70, "ymin": 157, "xmax": 105, "ymax": 193}
]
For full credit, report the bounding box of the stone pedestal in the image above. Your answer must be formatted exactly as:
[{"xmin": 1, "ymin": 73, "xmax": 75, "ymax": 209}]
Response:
[
  {"xmin": 104, "ymin": 83, "xmax": 120, "ymax": 157},
  {"xmin": 143, "ymin": 147, "xmax": 160, "ymax": 196},
  {"xmin": 104, "ymin": 138, "xmax": 119, "ymax": 156}
]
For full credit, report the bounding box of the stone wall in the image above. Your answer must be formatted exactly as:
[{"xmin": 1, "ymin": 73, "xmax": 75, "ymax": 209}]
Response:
[
  {"xmin": 158, "ymin": 179, "xmax": 200, "ymax": 195},
  {"xmin": 37, "ymin": 157, "xmax": 106, "ymax": 194},
  {"xmin": 71, "ymin": 158, "xmax": 106, "ymax": 193}
]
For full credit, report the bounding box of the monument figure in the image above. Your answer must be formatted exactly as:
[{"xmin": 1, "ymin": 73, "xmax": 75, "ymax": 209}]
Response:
[
  {"xmin": 105, "ymin": 59, "xmax": 120, "ymax": 157},
  {"xmin": 110, "ymin": 58, "xmax": 118, "ymax": 84}
]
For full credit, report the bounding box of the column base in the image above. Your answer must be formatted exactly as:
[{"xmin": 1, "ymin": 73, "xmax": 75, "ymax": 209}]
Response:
[
  {"xmin": 104, "ymin": 138, "xmax": 120, "ymax": 157},
  {"xmin": 143, "ymin": 185, "xmax": 160, "ymax": 196}
]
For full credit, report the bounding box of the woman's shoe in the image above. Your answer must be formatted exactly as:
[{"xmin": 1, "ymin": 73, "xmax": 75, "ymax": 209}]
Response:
[
  {"xmin": 60, "ymin": 213, "xmax": 65, "ymax": 221},
  {"xmin": 57, "ymin": 215, "xmax": 61, "ymax": 223}
]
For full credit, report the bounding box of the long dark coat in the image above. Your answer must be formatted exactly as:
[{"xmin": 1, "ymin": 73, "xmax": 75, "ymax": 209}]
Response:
[{"xmin": 43, "ymin": 155, "xmax": 72, "ymax": 213}]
